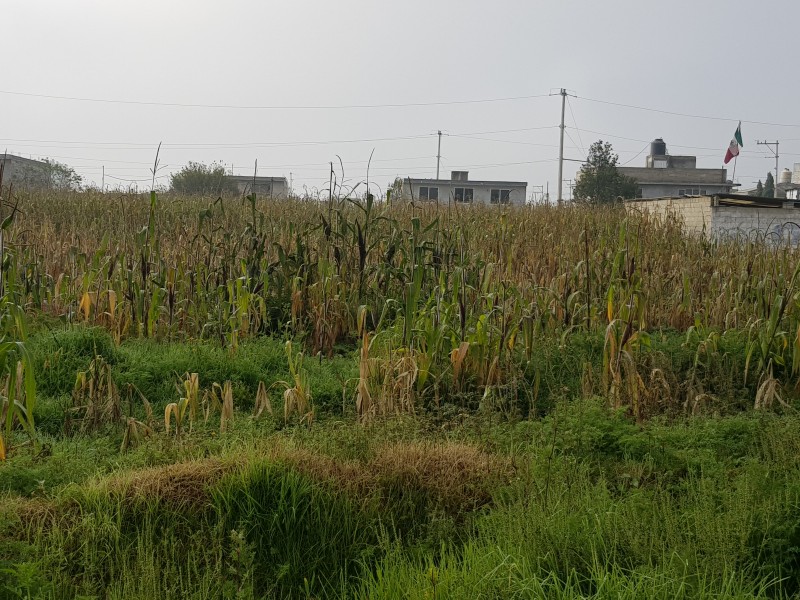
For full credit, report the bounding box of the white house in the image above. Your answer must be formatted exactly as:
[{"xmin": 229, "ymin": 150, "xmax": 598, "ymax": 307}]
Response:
[
  {"xmin": 226, "ymin": 175, "xmax": 288, "ymax": 197},
  {"xmin": 401, "ymin": 171, "xmax": 527, "ymax": 206}
]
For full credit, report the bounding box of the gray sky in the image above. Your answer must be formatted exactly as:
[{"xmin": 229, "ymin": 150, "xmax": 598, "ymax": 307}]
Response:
[{"xmin": 3, "ymin": 0, "xmax": 798, "ymax": 198}]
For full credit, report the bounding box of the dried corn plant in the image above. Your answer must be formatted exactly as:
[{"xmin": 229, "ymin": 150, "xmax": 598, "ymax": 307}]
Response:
[
  {"xmin": 68, "ymin": 356, "xmax": 122, "ymax": 433},
  {"xmin": 252, "ymin": 380, "xmax": 273, "ymax": 419},
  {"xmin": 120, "ymin": 416, "xmax": 153, "ymax": 452},
  {"xmin": 165, "ymin": 372, "xmax": 202, "ymax": 436},
  {"xmin": 356, "ymin": 332, "xmax": 418, "ymax": 423},
  {"xmin": 277, "ymin": 341, "xmax": 313, "ymax": 425}
]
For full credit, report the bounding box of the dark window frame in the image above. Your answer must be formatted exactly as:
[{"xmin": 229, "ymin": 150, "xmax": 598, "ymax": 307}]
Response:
[
  {"xmin": 454, "ymin": 187, "xmax": 474, "ymax": 203},
  {"xmin": 419, "ymin": 186, "xmax": 439, "ymax": 201},
  {"xmin": 490, "ymin": 188, "xmax": 512, "ymax": 204}
]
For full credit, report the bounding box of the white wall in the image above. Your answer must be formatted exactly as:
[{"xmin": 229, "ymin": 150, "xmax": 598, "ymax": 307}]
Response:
[{"xmin": 403, "ymin": 182, "xmax": 527, "ymax": 206}]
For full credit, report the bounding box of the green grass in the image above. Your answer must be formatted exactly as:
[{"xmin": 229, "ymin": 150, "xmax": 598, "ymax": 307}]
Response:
[
  {"xmin": 2, "ymin": 398, "xmax": 799, "ymax": 599},
  {"xmin": 0, "ymin": 324, "xmax": 797, "ymax": 598}
]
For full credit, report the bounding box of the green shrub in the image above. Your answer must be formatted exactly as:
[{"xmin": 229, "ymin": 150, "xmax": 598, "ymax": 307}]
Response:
[{"xmin": 29, "ymin": 327, "xmax": 119, "ymax": 397}]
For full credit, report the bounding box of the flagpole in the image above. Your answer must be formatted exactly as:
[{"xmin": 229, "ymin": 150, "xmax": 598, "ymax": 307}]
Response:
[{"xmin": 732, "ymin": 155, "xmax": 738, "ymax": 185}]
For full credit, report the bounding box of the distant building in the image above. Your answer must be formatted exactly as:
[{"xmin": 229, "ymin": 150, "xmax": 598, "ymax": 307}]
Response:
[
  {"xmin": 401, "ymin": 171, "xmax": 527, "ymax": 206},
  {"xmin": 0, "ymin": 154, "xmax": 51, "ymax": 189},
  {"xmin": 779, "ymin": 167, "xmax": 800, "ymax": 199},
  {"xmin": 617, "ymin": 138, "xmax": 733, "ymax": 199},
  {"xmin": 226, "ymin": 175, "xmax": 289, "ymax": 197},
  {"xmin": 735, "ymin": 168, "xmax": 800, "ymax": 199}
]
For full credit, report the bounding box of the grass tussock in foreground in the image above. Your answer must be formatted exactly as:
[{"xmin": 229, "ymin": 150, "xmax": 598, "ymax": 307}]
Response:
[{"xmin": 2, "ymin": 400, "xmax": 799, "ymax": 599}]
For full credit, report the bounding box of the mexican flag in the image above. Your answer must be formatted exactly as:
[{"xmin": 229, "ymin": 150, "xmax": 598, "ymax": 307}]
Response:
[{"xmin": 724, "ymin": 121, "xmax": 743, "ymax": 164}]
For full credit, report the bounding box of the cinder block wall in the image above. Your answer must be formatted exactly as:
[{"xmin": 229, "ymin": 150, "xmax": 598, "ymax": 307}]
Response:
[
  {"xmin": 626, "ymin": 197, "xmax": 712, "ymax": 236},
  {"xmin": 711, "ymin": 207, "xmax": 800, "ymax": 243}
]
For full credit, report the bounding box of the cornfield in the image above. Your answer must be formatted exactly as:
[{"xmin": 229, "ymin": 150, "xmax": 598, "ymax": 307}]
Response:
[{"xmin": 4, "ymin": 187, "xmax": 800, "ymax": 417}]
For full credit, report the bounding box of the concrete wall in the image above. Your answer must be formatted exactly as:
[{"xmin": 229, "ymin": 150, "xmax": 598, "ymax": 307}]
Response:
[
  {"xmin": 402, "ymin": 182, "xmax": 527, "ymax": 206},
  {"xmin": 711, "ymin": 206, "xmax": 800, "ymax": 244},
  {"xmin": 0, "ymin": 155, "xmax": 50, "ymax": 189},
  {"xmin": 628, "ymin": 196, "xmax": 800, "ymax": 244},
  {"xmin": 626, "ymin": 196, "xmax": 713, "ymax": 236},
  {"xmin": 619, "ymin": 167, "xmax": 728, "ymax": 185}
]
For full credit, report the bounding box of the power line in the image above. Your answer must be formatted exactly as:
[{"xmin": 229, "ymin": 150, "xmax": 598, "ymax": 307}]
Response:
[
  {"xmin": 620, "ymin": 143, "xmax": 650, "ymax": 166},
  {"xmin": 563, "ymin": 129, "xmax": 582, "ymax": 154},
  {"xmin": 566, "ymin": 96, "xmax": 586, "ymax": 156},
  {"xmin": 449, "ymin": 135, "xmax": 560, "ymax": 148},
  {"xmin": 0, "ymin": 126, "xmax": 558, "ymax": 150},
  {"xmin": 576, "ymin": 95, "xmax": 800, "ymax": 129},
  {"xmin": 104, "ymin": 174, "xmax": 170, "ymax": 183},
  {"xmin": 0, "ymin": 88, "xmax": 551, "ymax": 110}
]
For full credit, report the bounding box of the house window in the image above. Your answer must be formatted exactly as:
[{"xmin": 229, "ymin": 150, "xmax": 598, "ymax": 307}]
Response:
[
  {"xmin": 490, "ymin": 189, "xmax": 511, "ymax": 204},
  {"xmin": 636, "ymin": 188, "xmax": 644, "ymax": 199},
  {"xmin": 419, "ymin": 186, "xmax": 438, "ymax": 201},
  {"xmin": 454, "ymin": 187, "xmax": 474, "ymax": 203}
]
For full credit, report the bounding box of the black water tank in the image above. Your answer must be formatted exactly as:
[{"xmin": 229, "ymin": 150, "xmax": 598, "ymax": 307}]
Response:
[{"xmin": 651, "ymin": 138, "xmax": 667, "ymax": 156}]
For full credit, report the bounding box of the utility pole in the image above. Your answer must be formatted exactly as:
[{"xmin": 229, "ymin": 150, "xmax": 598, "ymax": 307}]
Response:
[
  {"xmin": 436, "ymin": 130, "xmax": 442, "ymax": 179},
  {"xmin": 102, "ymin": 166, "xmax": 105, "ymax": 192},
  {"xmin": 557, "ymin": 89, "xmax": 567, "ymax": 205},
  {"xmin": 757, "ymin": 140, "xmax": 780, "ymax": 197}
]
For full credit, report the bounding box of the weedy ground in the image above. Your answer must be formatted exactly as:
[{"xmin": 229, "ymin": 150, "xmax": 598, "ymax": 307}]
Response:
[{"xmin": 0, "ymin": 190, "xmax": 799, "ymax": 598}]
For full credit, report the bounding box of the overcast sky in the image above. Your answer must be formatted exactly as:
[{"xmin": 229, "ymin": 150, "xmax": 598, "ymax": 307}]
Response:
[{"xmin": 3, "ymin": 0, "xmax": 798, "ymax": 199}]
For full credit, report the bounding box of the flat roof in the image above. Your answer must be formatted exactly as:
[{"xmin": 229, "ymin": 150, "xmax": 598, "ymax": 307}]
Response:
[
  {"xmin": 636, "ymin": 182, "xmax": 732, "ymax": 187},
  {"xmin": 0, "ymin": 154, "xmax": 48, "ymax": 166},
  {"xmin": 405, "ymin": 178, "xmax": 527, "ymax": 187},
  {"xmin": 226, "ymin": 175, "xmax": 287, "ymax": 183}
]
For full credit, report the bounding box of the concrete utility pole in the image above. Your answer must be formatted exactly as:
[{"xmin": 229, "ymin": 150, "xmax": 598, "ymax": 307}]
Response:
[
  {"xmin": 757, "ymin": 140, "xmax": 780, "ymax": 197},
  {"xmin": 557, "ymin": 89, "xmax": 567, "ymax": 205},
  {"xmin": 436, "ymin": 130, "xmax": 442, "ymax": 180}
]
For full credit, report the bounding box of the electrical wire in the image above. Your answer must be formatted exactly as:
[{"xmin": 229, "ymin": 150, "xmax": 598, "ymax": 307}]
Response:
[
  {"xmin": 0, "ymin": 126, "xmax": 558, "ymax": 150},
  {"xmin": 620, "ymin": 143, "xmax": 650, "ymax": 166},
  {"xmin": 566, "ymin": 96, "xmax": 586, "ymax": 156},
  {"xmin": 449, "ymin": 135, "xmax": 559, "ymax": 148},
  {"xmin": 0, "ymin": 88, "xmax": 551, "ymax": 110},
  {"xmin": 576, "ymin": 95, "xmax": 800, "ymax": 129}
]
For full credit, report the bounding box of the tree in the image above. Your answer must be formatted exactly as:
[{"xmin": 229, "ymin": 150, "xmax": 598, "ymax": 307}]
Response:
[
  {"xmin": 764, "ymin": 172, "xmax": 775, "ymax": 198},
  {"xmin": 573, "ymin": 141, "xmax": 637, "ymax": 204},
  {"xmin": 170, "ymin": 162, "xmax": 238, "ymax": 196},
  {"xmin": 754, "ymin": 180, "xmax": 764, "ymax": 197},
  {"xmin": 10, "ymin": 159, "xmax": 82, "ymax": 191},
  {"xmin": 386, "ymin": 177, "xmax": 403, "ymax": 202}
]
